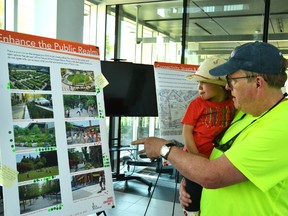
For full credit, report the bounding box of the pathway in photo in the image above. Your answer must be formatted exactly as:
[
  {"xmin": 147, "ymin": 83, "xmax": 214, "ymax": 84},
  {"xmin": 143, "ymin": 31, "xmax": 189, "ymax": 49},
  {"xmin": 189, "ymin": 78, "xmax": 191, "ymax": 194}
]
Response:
[
  {"xmin": 68, "ymin": 107, "xmax": 95, "ymax": 118},
  {"xmin": 72, "ymin": 184, "xmax": 103, "ymax": 200},
  {"xmin": 20, "ymin": 195, "xmax": 61, "ymax": 214}
]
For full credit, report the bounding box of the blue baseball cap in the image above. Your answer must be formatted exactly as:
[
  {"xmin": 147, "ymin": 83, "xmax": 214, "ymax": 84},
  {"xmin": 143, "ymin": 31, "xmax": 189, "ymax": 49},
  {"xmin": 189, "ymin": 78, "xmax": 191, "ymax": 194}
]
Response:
[{"xmin": 209, "ymin": 41, "xmax": 283, "ymax": 76}]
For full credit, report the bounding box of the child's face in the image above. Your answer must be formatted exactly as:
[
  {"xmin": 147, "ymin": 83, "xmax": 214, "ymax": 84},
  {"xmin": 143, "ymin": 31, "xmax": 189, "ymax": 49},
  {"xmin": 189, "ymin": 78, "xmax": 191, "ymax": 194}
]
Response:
[{"xmin": 198, "ymin": 81, "xmax": 227, "ymax": 102}]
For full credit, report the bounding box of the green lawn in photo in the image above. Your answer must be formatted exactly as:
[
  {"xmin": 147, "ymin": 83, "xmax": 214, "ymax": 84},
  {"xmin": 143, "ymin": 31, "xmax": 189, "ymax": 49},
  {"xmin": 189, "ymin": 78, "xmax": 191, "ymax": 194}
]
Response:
[
  {"xmin": 67, "ymin": 74, "xmax": 87, "ymax": 83},
  {"xmin": 18, "ymin": 166, "xmax": 59, "ymax": 182}
]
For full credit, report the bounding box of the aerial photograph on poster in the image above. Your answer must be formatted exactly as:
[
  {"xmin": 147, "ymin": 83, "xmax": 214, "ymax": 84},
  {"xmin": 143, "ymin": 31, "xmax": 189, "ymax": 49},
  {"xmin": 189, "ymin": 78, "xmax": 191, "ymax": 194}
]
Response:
[
  {"xmin": 68, "ymin": 145, "xmax": 103, "ymax": 173},
  {"xmin": 63, "ymin": 94, "xmax": 98, "ymax": 118},
  {"xmin": 61, "ymin": 68, "xmax": 95, "ymax": 92},
  {"xmin": 71, "ymin": 170, "xmax": 105, "ymax": 201},
  {"xmin": 13, "ymin": 122, "xmax": 56, "ymax": 151},
  {"xmin": 8, "ymin": 63, "xmax": 51, "ymax": 91},
  {"xmin": 65, "ymin": 120, "xmax": 101, "ymax": 145},
  {"xmin": 16, "ymin": 151, "xmax": 59, "ymax": 182},
  {"xmin": 11, "ymin": 93, "xmax": 53, "ymax": 120},
  {"xmin": 19, "ymin": 179, "xmax": 61, "ymax": 214}
]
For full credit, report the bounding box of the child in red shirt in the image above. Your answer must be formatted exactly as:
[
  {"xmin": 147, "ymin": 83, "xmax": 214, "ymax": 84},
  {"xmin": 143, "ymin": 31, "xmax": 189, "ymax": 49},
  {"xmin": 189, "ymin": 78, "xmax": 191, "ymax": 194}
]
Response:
[{"xmin": 181, "ymin": 57, "xmax": 236, "ymax": 216}]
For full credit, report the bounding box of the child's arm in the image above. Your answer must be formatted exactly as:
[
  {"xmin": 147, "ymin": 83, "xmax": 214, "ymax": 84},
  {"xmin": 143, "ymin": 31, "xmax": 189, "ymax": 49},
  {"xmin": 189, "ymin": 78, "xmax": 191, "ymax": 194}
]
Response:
[{"xmin": 182, "ymin": 124, "xmax": 199, "ymax": 154}]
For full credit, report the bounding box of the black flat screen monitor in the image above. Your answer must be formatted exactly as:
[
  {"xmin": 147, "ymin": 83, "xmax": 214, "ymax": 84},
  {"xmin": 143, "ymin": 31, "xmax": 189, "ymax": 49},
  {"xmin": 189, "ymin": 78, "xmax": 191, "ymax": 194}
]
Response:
[{"xmin": 101, "ymin": 61, "xmax": 158, "ymax": 117}]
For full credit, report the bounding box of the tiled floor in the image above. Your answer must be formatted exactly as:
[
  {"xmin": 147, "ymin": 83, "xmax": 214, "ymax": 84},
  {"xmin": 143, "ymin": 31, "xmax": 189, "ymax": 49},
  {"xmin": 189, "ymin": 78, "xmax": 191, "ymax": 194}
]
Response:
[
  {"xmin": 99, "ymin": 170, "xmax": 184, "ymax": 216},
  {"xmin": 105, "ymin": 190, "xmax": 183, "ymax": 216}
]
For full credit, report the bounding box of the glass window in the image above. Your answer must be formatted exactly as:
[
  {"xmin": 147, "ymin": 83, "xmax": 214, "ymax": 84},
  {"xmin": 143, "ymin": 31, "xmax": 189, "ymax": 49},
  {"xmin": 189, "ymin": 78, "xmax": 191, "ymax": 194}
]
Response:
[
  {"xmin": 83, "ymin": 3, "xmax": 92, "ymax": 44},
  {"xmin": 105, "ymin": 2, "xmax": 183, "ymax": 166},
  {"xmin": 120, "ymin": 117, "xmax": 134, "ymax": 145},
  {"xmin": 121, "ymin": 1, "xmax": 182, "ymax": 64},
  {"xmin": 268, "ymin": 1, "xmax": 288, "ymax": 59},
  {"xmin": 6, "ymin": 0, "xmax": 283, "ymax": 176},
  {"xmin": 119, "ymin": 116, "xmax": 158, "ymax": 157},
  {"xmin": 185, "ymin": 0, "xmax": 266, "ymax": 64},
  {"xmin": 104, "ymin": 0, "xmax": 288, "ymax": 174},
  {"xmin": 106, "ymin": 1, "xmax": 276, "ymax": 65},
  {"xmin": 83, "ymin": 1, "xmax": 97, "ymax": 45},
  {"xmin": 269, "ymin": 1, "xmax": 288, "ymax": 93},
  {"xmin": 106, "ymin": 1, "xmax": 181, "ymax": 64},
  {"xmin": 141, "ymin": 28, "xmax": 153, "ymax": 64},
  {"xmin": 0, "ymin": 0, "xmax": 4, "ymax": 29},
  {"xmin": 105, "ymin": 7, "xmax": 116, "ymax": 60},
  {"xmin": 17, "ymin": 0, "xmax": 35, "ymax": 34},
  {"xmin": 120, "ymin": 18, "xmax": 137, "ymax": 62}
]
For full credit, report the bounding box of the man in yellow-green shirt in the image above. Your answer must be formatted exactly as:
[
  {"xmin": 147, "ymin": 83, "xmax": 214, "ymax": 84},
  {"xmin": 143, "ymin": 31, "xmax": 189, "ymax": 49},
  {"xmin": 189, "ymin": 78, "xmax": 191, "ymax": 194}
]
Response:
[
  {"xmin": 201, "ymin": 108, "xmax": 288, "ymax": 215},
  {"xmin": 132, "ymin": 42, "xmax": 288, "ymax": 216}
]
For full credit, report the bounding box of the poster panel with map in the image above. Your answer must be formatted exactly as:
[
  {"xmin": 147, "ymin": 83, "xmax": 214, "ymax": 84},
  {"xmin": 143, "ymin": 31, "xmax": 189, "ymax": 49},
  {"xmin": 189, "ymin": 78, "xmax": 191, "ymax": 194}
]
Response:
[{"xmin": 154, "ymin": 62, "xmax": 199, "ymax": 143}]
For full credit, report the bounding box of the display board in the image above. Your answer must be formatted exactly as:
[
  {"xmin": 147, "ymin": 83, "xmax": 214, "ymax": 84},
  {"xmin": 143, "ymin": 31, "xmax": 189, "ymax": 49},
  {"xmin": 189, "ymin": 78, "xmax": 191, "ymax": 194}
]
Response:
[
  {"xmin": 154, "ymin": 62, "xmax": 199, "ymax": 143},
  {"xmin": 0, "ymin": 30, "xmax": 115, "ymax": 216}
]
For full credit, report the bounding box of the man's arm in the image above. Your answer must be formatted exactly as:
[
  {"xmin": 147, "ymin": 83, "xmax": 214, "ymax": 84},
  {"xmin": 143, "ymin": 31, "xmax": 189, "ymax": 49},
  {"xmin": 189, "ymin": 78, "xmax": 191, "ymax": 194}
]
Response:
[
  {"xmin": 132, "ymin": 137, "xmax": 247, "ymax": 189},
  {"xmin": 169, "ymin": 146, "xmax": 247, "ymax": 188}
]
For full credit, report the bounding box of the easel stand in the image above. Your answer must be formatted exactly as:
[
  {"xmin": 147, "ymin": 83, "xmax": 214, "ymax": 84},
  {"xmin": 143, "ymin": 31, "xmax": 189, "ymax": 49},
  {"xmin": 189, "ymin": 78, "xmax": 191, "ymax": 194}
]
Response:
[
  {"xmin": 144, "ymin": 165, "xmax": 179, "ymax": 216},
  {"xmin": 96, "ymin": 211, "xmax": 107, "ymax": 216}
]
